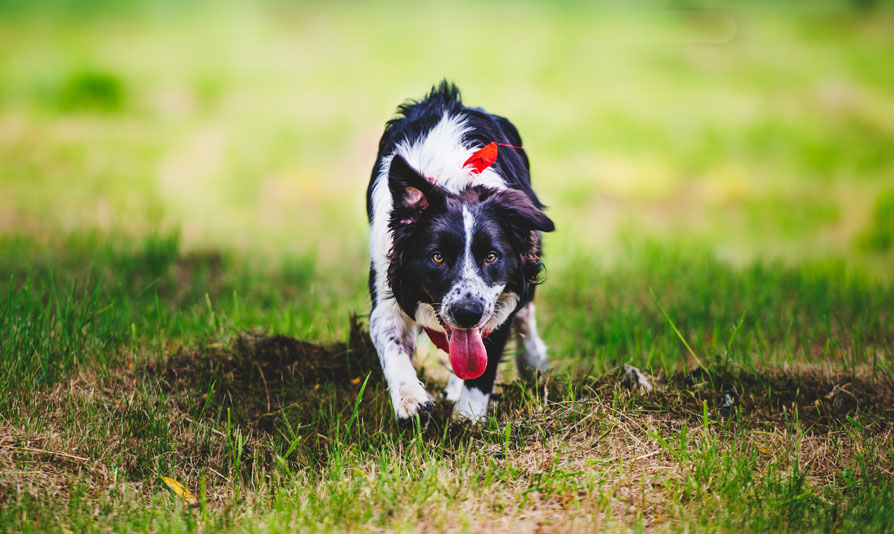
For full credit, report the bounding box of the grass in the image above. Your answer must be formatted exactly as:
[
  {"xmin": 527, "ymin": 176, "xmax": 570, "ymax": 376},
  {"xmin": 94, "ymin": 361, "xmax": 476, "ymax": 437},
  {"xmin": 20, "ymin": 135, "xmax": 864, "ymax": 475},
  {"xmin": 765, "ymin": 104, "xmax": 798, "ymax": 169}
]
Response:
[
  {"xmin": 2, "ymin": 233, "xmax": 892, "ymax": 532},
  {"xmin": 2, "ymin": 1, "xmax": 894, "ymax": 532}
]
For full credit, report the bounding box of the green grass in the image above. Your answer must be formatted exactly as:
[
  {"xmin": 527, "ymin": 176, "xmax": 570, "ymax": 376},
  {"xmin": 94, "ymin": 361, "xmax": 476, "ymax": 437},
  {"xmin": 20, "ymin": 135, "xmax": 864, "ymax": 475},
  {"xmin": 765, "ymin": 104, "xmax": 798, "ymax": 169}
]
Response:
[{"xmin": 2, "ymin": 1, "xmax": 894, "ymax": 532}]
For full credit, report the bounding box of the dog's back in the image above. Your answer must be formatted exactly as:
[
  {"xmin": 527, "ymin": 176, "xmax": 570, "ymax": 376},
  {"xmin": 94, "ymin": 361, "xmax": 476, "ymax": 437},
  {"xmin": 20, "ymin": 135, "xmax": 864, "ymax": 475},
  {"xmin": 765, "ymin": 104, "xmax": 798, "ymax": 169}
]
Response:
[{"xmin": 367, "ymin": 81, "xmax": 542, "ymax": 221}]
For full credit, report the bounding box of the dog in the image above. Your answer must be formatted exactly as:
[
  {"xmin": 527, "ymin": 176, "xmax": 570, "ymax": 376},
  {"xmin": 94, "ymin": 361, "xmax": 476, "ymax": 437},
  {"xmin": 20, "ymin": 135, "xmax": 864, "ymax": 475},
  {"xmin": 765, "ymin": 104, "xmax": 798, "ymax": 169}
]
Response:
[{"xmin": 366, "ymin": 82, "xmax": 555, "ymax": 422}]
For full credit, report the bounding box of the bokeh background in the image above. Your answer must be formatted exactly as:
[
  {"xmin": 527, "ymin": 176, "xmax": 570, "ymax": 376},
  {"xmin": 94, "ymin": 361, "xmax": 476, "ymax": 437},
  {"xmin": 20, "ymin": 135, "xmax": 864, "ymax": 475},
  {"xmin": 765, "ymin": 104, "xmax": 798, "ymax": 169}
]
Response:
[
  {"xmin": 3, "ymin": 2, "xmax": 894, "ymax": 530},
  {"xmin": 2, "ymin": 0, "xmax": 893, "ymax": 372}
]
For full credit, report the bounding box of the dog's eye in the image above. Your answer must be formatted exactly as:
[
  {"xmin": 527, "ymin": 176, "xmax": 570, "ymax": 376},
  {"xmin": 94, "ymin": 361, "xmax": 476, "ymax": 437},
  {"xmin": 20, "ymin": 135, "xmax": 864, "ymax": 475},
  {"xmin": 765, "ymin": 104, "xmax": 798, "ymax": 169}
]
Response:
[
  {"xmin": 485, "ymin": 251, "xmax": 499, "ymax": 264},
  {"xmin": 431, "ymin": 252, "xmax": 444, "ymax": 264}
]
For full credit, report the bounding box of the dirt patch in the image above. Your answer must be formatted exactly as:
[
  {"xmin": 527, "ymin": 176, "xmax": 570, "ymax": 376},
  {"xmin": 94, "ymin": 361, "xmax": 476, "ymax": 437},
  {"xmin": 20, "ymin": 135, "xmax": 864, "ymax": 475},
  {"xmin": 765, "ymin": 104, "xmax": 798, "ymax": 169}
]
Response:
[
  {"xmin": 497, "ymin": 362, "xmax": 894, "ymax": 435},
  {"xmin": 0, "ymin": 317, "xmax": 384, "ymax": 505},
  {"xmin": 153, "ymin": 315, "xmax": 382, "ymax": 430},
  {"xmin": 3, "ymin": 319, "xmax": 892, "ymax": 511},
  {"xmin": 625, "ymin": 365, "xmax": 891, "ymax": 431}
]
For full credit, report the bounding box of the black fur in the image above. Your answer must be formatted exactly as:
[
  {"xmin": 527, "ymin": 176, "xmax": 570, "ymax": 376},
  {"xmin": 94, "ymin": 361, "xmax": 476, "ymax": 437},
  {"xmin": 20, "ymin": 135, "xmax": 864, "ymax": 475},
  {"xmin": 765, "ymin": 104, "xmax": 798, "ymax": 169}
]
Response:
[
  {"xmin": 367, "ymin": 82, "xmax": 555, "ymax": 418},
  {"xmin": 386, "ymin": 176, "xmax": 552, "ymax": 319},
  {"xmin": 367, "ymin": 81, "xmax": 544, "ymax": 223}
]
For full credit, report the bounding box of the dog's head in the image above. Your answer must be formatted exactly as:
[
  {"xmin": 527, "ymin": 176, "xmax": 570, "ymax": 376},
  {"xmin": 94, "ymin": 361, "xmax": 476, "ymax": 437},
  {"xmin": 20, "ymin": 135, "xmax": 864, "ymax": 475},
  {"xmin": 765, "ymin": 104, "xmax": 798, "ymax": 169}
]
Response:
[{"xmin": 386, "ymin": 154, "xmax": 554, "ymax": 379}]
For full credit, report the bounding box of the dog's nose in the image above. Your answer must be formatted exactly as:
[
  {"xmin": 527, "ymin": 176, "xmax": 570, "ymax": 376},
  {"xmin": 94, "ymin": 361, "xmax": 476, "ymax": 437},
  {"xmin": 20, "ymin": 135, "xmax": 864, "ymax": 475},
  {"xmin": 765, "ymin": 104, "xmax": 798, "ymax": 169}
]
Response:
[{"xmin": 453, "ymin": 304, "xmax": 484, "ymax": 328}]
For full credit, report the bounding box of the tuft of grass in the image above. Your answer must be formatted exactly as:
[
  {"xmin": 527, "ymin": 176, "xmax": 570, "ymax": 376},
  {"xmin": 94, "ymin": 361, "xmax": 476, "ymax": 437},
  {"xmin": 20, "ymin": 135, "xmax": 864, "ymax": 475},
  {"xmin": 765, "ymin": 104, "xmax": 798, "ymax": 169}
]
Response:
[{"xmin": 544, "ymin": 240, "xmax": 894, "ymax": 376}]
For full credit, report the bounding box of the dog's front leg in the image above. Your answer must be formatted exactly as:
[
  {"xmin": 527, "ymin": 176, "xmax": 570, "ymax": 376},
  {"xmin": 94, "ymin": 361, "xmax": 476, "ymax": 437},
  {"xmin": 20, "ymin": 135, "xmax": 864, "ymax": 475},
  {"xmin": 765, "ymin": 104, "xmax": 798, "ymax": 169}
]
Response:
[
  {"xmin": 513, "ymin": 302, "xmax": 549, "ymax": 380},
  {"xmin": 370, "ymin": 298, "xmax": 433, "ymax": 421},
  {"xmin": 453, "ymin": 318, "xmax": 515, "ymax": 422}
]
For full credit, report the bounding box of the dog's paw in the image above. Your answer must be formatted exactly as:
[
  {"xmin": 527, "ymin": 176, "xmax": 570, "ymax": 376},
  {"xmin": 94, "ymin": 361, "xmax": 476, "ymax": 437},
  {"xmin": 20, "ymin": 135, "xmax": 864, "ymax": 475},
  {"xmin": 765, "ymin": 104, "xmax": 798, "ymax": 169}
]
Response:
[
  {"xmin": 451, "ymin": 386, "xmax": 490, "ymax": 423},
  {"xmin": 442, "ymin": 373, "xmax": 464, "ymax": 403},
  {"xmin": 516, "ymin": 336, "xmax": 549, "ymax": 381},
  {"xmin": 391, "ymin": 381, "xmax": 434, "ymax": 422}
]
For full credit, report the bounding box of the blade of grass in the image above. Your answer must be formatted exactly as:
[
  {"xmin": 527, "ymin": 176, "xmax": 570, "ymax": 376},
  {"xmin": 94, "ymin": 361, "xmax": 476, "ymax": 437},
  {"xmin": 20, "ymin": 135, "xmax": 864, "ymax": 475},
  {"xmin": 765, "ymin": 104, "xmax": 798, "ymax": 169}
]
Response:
[{"xmin": 650, "ymin": 287, "xmax": 704, "ymax": 368}]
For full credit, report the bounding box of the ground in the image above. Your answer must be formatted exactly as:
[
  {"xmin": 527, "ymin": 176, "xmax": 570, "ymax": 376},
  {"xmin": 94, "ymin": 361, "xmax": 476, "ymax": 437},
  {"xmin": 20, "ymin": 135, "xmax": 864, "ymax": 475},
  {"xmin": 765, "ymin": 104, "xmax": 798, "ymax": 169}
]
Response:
[{"xmin": 1, "ymin": 1, "xmax": 894, "ymax": 532}]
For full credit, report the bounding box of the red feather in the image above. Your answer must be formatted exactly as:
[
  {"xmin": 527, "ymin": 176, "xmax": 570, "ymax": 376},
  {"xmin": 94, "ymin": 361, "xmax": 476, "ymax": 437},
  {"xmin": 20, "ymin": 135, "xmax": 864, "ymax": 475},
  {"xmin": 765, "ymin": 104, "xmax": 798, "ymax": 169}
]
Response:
[{"xmin": 463, "ymin": 142, "xmax": 498, "ymax": 174}]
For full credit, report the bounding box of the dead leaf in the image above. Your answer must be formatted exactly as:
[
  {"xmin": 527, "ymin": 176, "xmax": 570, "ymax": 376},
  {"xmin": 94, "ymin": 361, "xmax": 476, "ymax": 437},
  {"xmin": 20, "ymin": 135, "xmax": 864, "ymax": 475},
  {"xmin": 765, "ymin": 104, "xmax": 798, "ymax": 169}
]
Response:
[{"xmin": 160, "ymin": 476, "xmax": 199, "ymax": 507}]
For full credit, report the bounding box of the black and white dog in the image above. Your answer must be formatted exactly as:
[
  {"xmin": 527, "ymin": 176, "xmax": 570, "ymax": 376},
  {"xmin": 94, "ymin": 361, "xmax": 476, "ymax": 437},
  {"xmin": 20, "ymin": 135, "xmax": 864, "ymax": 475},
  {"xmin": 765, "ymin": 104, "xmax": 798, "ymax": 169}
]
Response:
[{"xmin": 366, "ymin": 82, "xmax": 555, "ymax": 422}]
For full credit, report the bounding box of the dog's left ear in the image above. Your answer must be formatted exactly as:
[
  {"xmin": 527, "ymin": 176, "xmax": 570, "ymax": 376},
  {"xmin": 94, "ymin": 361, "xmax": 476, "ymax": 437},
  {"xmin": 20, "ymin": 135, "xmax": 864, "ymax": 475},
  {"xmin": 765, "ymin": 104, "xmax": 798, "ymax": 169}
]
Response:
[
  {"xmin": 484, "ymin": 188, "xmax": 554, "ymax": 297},
  {"xmin": 483, "ymin": 189, "xmax": 556, "ymax": 298},
  {"xmin": 388, "ymin": 154, "xmax": 446, "ymax": 225},
  {"xmin": 484, "ymin": 188, "xmax": 555, "ymax": 235}
]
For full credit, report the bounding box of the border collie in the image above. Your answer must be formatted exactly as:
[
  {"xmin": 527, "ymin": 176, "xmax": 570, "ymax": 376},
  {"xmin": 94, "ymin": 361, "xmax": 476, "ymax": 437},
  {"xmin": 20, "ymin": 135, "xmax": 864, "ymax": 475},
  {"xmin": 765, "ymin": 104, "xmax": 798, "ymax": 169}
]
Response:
[{"xmin": 367, "ymin": 82, "xmax": 555, "ymax": 422}]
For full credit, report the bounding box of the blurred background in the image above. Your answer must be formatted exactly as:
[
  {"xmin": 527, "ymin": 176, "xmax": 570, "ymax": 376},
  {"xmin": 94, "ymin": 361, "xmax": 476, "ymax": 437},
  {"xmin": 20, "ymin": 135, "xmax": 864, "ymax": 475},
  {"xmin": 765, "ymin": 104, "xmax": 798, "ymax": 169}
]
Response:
[{"xmin": 1, "ymin": 0, "xmax": 892, "ymax": 371}]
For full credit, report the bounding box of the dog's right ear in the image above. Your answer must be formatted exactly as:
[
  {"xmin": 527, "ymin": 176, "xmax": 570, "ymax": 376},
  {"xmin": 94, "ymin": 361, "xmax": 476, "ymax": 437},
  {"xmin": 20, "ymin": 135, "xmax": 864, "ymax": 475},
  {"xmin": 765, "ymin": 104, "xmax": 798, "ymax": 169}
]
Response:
[{"xmin": 388, "ymin": 154, "xmax": 445, "ymax": 225}]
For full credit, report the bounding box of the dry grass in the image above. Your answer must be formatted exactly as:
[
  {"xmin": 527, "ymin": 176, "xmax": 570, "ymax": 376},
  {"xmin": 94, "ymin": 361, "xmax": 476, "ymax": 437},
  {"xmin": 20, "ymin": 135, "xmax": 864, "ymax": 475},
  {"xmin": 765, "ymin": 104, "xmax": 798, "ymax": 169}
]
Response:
[{"xmin": 3, "ymin": 320, "xmax": 891, "ymax": 531}]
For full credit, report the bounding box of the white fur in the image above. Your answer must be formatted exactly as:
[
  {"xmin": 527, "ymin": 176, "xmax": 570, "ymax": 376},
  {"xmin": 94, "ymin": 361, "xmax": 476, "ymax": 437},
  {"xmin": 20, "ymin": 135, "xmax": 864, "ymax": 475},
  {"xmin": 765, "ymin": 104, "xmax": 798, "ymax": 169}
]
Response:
[
  {"xmin": 484, "ymin": 292, "xmax": 520, "ymax": 335},
  {"xmin": 439, "ymin": 206, "xmax": 506, "ymax": 331},
  {"xmin": 414, "ymin": 302, "xmax": 444, "ymax": 333},
  {"xmin": 513, "ymin": 302, "xmax": 548, "ymax": 378},
  {"xmin": 463, "ymin": 203, "xmax": 475, "ymax": 242},
  {"xmin": 453, "ymin": 385, "xmax": 490, "ymax": 422},
  {"xmin": 369, "ymin": 295, "xmax": 432, "ymax": 419},
  {"xmin": 393, "ymin": 113, "xmax": 506, "ymax": 194},
  {"xmin": 443, "ymin": 373, "xmax": 464, "ymax": 402}
]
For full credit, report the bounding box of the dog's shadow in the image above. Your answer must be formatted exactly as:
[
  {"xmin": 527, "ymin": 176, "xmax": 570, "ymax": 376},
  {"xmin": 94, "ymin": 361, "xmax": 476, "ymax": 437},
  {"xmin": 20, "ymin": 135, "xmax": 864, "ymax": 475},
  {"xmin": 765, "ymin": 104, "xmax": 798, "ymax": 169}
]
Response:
[{"xmin": 150, "ymin": 316, "xmax": 504, "ymax": 446}]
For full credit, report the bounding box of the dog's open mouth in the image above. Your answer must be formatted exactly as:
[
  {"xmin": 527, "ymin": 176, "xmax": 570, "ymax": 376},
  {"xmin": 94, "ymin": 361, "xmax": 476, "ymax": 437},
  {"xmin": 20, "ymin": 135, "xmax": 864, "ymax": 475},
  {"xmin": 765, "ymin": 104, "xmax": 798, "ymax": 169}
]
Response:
[{"xmin": 423, "ymin": 319, "xmax": 489, "ymax": 380}]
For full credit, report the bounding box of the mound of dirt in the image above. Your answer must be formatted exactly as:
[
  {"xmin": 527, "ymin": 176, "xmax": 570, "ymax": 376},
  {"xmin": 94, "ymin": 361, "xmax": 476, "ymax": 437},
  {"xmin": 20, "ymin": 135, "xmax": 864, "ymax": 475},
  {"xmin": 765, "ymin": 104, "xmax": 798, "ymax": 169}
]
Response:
[
  {"xmin": 568, "ymin": 364, "xmax": 894, "ymax": 432},
  {"xmin": 151, "ymin": 316, "xmax": 384, "ymax": 434}
]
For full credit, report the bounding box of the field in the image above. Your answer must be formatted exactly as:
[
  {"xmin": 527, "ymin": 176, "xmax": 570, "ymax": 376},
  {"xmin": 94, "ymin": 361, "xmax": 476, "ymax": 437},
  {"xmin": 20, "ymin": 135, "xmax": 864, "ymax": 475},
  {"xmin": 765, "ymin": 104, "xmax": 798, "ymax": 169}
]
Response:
[{"xmin": 2, "ymin": 1, "xmax": 894, "ymax": 532}]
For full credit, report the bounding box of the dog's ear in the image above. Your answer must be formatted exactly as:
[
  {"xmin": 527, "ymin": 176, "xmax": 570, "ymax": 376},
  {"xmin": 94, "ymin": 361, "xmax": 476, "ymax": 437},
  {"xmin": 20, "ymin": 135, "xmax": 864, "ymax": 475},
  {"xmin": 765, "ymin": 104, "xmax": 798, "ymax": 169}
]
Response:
[
  {"xmin": 388, "ymin": 154, "xmax": 446, "ymax": 225},
  {"xmin": 485, "ymin": 188, "xmax": 555, "ymax": 235},
  {"xmin": 483, "ymin": 188, "xmax": 554, "ymax": 298}
]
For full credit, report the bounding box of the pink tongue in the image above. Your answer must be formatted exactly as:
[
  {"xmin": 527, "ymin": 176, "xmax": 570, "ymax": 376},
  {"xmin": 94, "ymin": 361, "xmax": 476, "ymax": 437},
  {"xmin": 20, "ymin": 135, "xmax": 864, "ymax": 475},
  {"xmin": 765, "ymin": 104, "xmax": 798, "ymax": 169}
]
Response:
[{"xmin": 449, "ymin": 328, "xmax": 487, "ymax": 380}]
